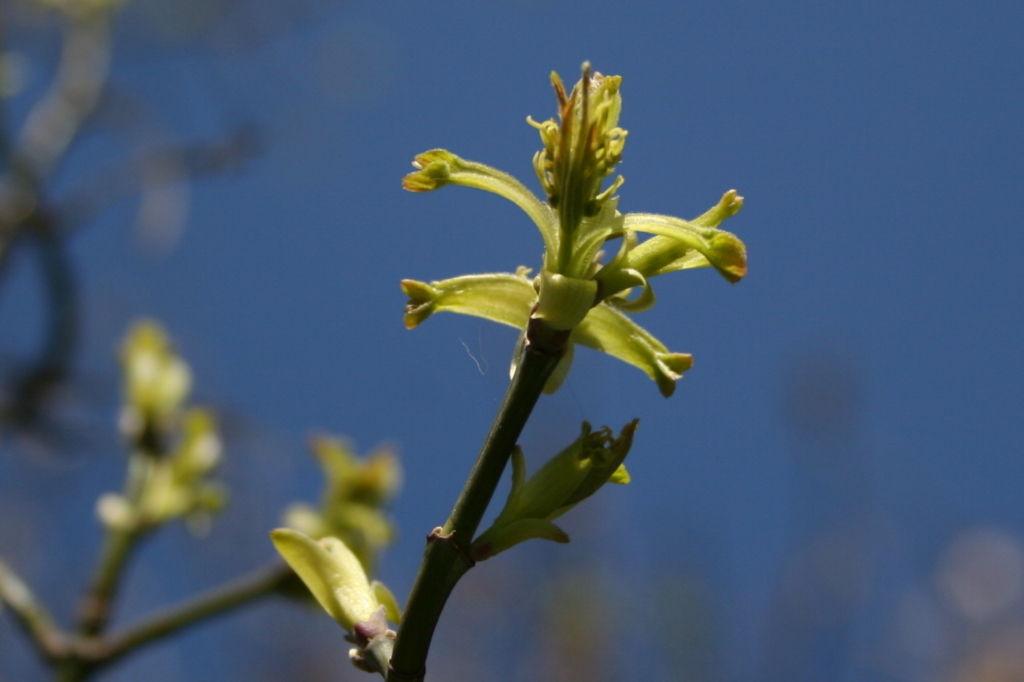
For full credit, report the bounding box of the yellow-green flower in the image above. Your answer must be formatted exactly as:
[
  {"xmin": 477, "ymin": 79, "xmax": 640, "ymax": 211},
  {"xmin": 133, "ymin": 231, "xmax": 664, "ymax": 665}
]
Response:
[
  {"xmin": 402, "ymin": 63, "xmax": 747, "ymax": 397},
  {"xmin": 120, "ymin": 320, "xmax": 191, "ymax": 435}
]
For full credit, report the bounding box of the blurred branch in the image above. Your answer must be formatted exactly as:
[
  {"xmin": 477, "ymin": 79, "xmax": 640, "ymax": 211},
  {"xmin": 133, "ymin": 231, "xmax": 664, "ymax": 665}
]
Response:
[
  {"xmin": 0, "ymin": 556, "xmax": 67, "ymax": 663},
  {"xmin": 0, "ymin": 208, "xmax": 78, "ymax": 429},
  {"xmin": 11, "ymin": 11, "xmax": 111, "ymax": 183},
  {"xmin": 85, "ymin": 562, "xmax": 295, "ymax": 667},
  {"xmin": 0, "ymin": 10, "xmax": 112, "ymax": 430},
  {"xmin": 54, "ymin": 124, "xmax": 261, "ymax": 232},
  {"xmin": 0, "ymin": 9, "xmax": 258, "ymax": 430},
  {"xmin": 75, "ymin": 446, "xmax": 162, "ymax": 638},
  {"xmin": 48, "ymin": 563, "xmax": 296, "ymax": 682},
  {"xmin": 0, "ymin": 11, "xmax": 111, "ymax": 254}
]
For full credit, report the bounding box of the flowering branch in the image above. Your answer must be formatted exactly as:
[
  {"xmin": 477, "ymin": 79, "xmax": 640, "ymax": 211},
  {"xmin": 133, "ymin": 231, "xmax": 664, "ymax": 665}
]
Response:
[{"xmin": 274, "ymin": 61, "xmax": 748, "ymax": 681}]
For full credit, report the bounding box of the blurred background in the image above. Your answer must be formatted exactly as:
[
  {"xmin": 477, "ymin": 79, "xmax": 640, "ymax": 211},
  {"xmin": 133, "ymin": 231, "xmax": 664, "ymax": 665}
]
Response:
[{"xmin": 1, "ymin": 0, "xmax": 1023, "ymax": 680}]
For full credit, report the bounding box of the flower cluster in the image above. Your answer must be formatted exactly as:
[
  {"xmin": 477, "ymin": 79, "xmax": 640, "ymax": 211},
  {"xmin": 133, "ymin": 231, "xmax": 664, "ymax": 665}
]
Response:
[
  {"xmin": 402, "ymin": 63, "xmax": 747, "ymax": 396},
  {"xmin": 98, "ymin": 322, "xmax": 224, "ymax": 533}
]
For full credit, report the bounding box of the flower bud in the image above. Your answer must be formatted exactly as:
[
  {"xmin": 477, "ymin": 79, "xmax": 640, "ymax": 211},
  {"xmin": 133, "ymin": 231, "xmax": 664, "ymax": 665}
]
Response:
[{"xmin": 471, "ymin": 420, "xmax": 638, "ymax": 560}]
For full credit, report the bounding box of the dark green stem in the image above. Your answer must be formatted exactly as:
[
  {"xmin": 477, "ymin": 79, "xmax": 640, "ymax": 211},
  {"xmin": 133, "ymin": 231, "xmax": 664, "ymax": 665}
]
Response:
[{"xmin": 387, "ymin": 330, "xmax": 566, "ymax": 682}]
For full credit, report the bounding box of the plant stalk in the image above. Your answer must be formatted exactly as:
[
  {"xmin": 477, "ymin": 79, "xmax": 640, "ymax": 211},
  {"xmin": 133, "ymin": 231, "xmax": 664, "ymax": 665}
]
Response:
[
  {"xmin": 0, "ymin": 557, "xmax": 66, "ymax": 662},
  {"xmin": 89, "ymin": 562, "xmax": 295, "ymax": 667},
  {"xmin": 387, "ymin": 329, "xmax": 566, "ymax": 682}
]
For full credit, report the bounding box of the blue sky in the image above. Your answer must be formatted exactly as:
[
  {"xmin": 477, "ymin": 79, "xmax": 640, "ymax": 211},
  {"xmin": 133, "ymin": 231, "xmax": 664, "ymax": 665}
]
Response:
[{"xmin": 2, "ymin": 1, "xmax": 1023, "ymax": 680}]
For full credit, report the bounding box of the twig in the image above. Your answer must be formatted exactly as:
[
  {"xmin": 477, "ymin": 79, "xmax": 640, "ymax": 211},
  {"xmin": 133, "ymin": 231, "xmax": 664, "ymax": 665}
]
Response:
[
  {"xmin": 53, "ymin": 125, "xmax": 261, "ymax": 234},
  {"xmin": 0, "ymin": 556, "xmax": 67, "ymax": 662},
  {"xmin": 0, "ymin": 10, "xmax": 112, "ymax": 427},
  {"xmin": 13, "ymin": 12, "xmax": 111, "ymax": 182},
  {"xmin": 81, "ymin": 562, "xmax": 295, "ymax": 668},
  {"xmin": 387, "ymin": 327, "xmax": 567, "ymax": 682},
  {"xmin": 75, "ymin": 447, "xmax": 160, "ymax": 638}
]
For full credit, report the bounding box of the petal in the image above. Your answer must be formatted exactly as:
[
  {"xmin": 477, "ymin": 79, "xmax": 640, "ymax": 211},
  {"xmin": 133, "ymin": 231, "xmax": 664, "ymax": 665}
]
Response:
[
  {"xmin": 370, "ymin": 580, "xmax": 402, "ymax": 624},
  {"xmin": 572, "ymin": 304, "xmax": 693, "ymax": 397},
  {"xmin": 270, "ymin": 529, "xmax": 377, "ymax": 631},
  {"xmin": 604, "ymin": 270, "xmax": 656, "ymax": 313},
  {"xmin": 401, "ymin": 272, "xmax": 536, "ymax": 330},
  {"xmin": 608, "ymin": 464, "xmax": 631, "ymax": 485},
  {"xmin": 623, "ymin": 210, "xmax": 747, "ymax": 283},
  {"xmin": 403, "ymin": 150, "xmax": 558, "ymax": 257}
]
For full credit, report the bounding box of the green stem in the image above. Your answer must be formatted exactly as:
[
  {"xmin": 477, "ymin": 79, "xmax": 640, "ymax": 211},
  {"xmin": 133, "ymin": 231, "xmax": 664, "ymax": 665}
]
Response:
[
  {"xmin": 55, "ymin": 563, "xmax": 295, "ymax": 682},
  {"xmin": 76, "ymin": 452, "xmax": 155, "ymax": 637},
  {"xmin": 0, "ymin": 557, "xmax": 67, "ymax": 662},
  {"xmin": 89, "ymin": 562, "xmax": 294, "ymax": 667},
  {"xmin": 387, "ymin": 333, "xmax": 565, "ymax": 682}
]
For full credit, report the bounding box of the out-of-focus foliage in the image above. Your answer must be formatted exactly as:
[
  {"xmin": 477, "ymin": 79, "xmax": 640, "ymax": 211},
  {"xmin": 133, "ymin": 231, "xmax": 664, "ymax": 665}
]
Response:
[
  {"xmin": 29, "ymin": 0, "xmax": 128, "ymax": 17},
  {"xmin": 283, "ymin": 435, "xmax": 400, "ymax": 572},
  {"xmin": 97, "ymin": 321, "xmax": 225, "ymax": 533}
]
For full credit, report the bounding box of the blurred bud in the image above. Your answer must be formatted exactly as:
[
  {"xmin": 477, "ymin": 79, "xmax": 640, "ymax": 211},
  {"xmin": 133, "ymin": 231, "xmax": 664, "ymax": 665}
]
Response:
[
  {"xmin": 282, "ymin": 435, "xmax": 401, "ymax": 571},
  {"xmin": 31, "ymin": 0, "xmax": 130, "ymax": 18},
  {"xmin": 471, "ymin": 419, "xmax": 637, "ymax": 560},
  {"xmin": 120, "ymin": 320, "xmax": 191, "ymax": 442},
  {"xmin": 136, "ymin": 409, "xmax": 225, "ymax": 525},
  {"xmin": 96, "ymin": 493, "xmax": 136, "ymax": 530}
]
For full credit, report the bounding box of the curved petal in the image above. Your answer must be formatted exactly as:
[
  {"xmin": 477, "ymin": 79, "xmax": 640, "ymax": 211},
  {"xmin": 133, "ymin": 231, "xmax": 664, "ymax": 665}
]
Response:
[
  {"xmin": 403, "ymin": 150, "xmax": 558, "ymax": 257},
  {"xmin": 605, "ymin": 269, "xmax": 657, "ymax": 313},
  {"xmin": 370, "ymin": 580, "xmax": 402, "ymax": 624},
  {"xmin": 269, "ymin": 529, "xmax": 377, "ymax": 631},
  {"xmin": 401, "ymin": 272, "xmax": 536, "ymax": 330},
  {"xmin": 572, "ymin": 303, "xmax": 693, "ymax": 397},
  {"xmin": 623, "ymin": 212, "xmax": 747, "ymax": 284}
]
